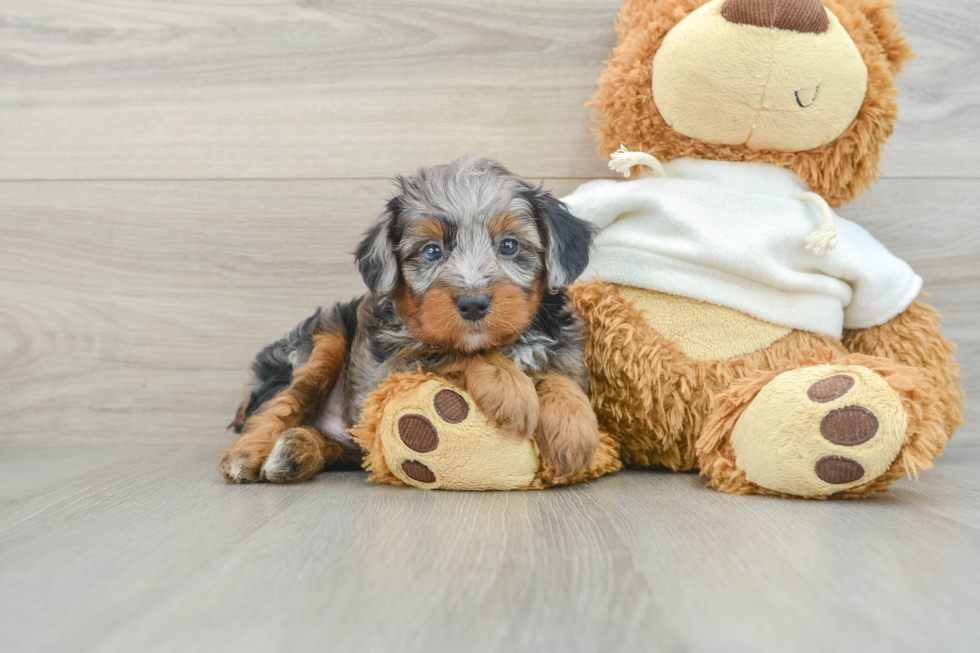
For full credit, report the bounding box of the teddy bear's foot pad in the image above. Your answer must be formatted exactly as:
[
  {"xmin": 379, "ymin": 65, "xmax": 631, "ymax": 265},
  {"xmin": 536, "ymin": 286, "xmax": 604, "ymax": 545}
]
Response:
[
  {"xmin": 731, "ymin": 365, "xmax": 907, "ymax": 497},
  {"xmin": 380, "ymin": 381, "xmax": 540, "ymax": 490}
]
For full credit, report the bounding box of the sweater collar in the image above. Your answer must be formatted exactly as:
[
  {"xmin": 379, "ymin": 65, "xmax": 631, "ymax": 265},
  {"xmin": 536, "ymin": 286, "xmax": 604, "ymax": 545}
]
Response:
[{"xmin": 660, "ymin": 158, "xmax": 811, "ymax": 197}]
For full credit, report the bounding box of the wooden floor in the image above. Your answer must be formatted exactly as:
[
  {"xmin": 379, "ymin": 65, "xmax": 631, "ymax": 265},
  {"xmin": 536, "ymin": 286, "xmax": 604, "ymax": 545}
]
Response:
[
  {"xmin": 1, "ymin": 442, "xmax": 978, "ymax": 653},
  {"xmin": 1, "ymin": 1, "xmax": 978, "ymax": 651}
]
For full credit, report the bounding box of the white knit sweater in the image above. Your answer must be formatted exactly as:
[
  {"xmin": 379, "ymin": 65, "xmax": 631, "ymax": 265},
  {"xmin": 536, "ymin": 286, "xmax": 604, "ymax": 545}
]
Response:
[{"xmin": 561, "ymin": 158, "xmax": 921, "ymax": 337}]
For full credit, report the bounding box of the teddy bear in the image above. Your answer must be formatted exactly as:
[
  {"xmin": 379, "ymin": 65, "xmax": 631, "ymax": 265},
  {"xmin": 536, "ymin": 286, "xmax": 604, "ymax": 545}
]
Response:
[
  {"xmin": 353, "ymin": 0, "xmax": 963, "ymax": 497},
  {"xmin": 558, "ymin": 0, "xmax": 964, "ymax": 498}
]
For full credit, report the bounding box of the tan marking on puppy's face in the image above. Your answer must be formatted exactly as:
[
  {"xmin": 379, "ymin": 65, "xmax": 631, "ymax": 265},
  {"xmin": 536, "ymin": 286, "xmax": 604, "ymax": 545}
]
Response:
[
  {"xmin": 393, "ymin": 276, "xmax": 545, "ymax": 353},
  {"xmin": 651, "ymin": 0, "xmax": 868, "ymax": 152},
  {"xmin": 393, "ymin": 201, "xmax": 549, "ymax": 353},
  {"xmin": 414, "ymin": 219, "xmax": 445, "ymax": 242},
  {"xmin": 393, "ymin": 283, "xmax": 467, "ymax": 350},
  {"xmin": 490, "ymin": 211, "xmax": 524, "ymax": 239},
  {"xmin": 479, "ymin": 278, "xmax": 544, "ymax": 348}
]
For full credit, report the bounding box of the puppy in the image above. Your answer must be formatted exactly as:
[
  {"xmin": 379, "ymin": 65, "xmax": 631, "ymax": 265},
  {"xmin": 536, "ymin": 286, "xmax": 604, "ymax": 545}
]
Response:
[{"xmin": 219, "ymin": 157, "xmax": 600, "ymax": 485}]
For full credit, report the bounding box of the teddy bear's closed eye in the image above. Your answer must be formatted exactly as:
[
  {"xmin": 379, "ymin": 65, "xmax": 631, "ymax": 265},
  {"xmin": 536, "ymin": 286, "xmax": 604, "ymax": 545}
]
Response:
[{"xmin": 795, "ymin": 85, "xmax": 820, "ymax": 108}]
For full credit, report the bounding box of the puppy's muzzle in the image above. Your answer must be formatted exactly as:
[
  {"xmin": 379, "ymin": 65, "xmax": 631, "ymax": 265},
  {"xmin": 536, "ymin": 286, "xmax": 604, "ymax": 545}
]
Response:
[{"xmin": 456, "ymin": 293, "xmax": 491, "ymax": 322}]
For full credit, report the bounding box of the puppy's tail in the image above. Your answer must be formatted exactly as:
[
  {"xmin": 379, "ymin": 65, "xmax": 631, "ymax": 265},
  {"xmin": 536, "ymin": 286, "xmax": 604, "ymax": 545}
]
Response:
[{"xmin": 228, "ymin": 401, "xmax": 248, "ymax": 433}]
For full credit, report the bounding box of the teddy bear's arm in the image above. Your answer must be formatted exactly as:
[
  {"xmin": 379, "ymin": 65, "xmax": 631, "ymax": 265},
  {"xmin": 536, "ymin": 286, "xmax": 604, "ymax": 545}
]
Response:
[{"xmin": 842, "ymin": 299, "xmax": 964, "ymax": 439}]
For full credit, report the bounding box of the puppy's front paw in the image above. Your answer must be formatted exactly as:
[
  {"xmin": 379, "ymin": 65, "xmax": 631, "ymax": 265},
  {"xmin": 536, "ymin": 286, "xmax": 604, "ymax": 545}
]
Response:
[
  {"xmin": 535, "ymin": 376, "xmax": 601, "ymax": 481},
  {"xmin": 537, "ymin": 418, "xmax": 600, "ymax": 481},
  {"xmin": 465, "ymin": 361, "xmax": 539, "ymax": 438}
]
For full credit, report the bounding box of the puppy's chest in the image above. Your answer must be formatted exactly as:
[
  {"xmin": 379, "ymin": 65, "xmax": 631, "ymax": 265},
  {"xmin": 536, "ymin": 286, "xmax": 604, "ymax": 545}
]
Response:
[{"xmin": 501, "ymin": 337, "xmax": 557, "ymax": 374}]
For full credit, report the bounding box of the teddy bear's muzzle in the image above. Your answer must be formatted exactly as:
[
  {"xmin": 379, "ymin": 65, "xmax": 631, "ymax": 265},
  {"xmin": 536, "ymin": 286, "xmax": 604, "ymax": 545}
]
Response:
[{"xmin": 650, "ymin": 0, "xmax": 868, "ymax": 152}]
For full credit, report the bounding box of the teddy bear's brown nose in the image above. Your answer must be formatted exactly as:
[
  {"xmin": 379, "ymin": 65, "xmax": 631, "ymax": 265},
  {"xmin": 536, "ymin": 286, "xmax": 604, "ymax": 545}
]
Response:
[{"xmin": 721, "ymin": 0, "xmax": 829, "ymax": 34}]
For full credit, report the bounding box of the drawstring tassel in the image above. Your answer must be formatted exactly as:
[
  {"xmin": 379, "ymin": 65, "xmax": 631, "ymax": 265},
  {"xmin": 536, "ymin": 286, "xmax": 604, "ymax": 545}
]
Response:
[
  {"xmin": 797, "ymin": 191, "xmax": 839, "ymax": 255},
  {"xmin": 609, "ymin": 145, "xmax": 666, "ymax": 179}
]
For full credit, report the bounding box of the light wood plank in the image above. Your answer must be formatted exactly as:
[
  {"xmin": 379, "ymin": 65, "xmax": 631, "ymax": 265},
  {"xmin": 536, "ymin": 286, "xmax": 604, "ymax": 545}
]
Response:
[
  {"xmin": 0, "ymin": 442, "xmax": 978, "ymax": 653},
  {"xmin": 0, "ymin": 179, "xmax": 377, "ymax": 445},
  {"xmin": 1, "ymin": 0, "xmax": 977, "ymax": 180},
  {"xmin": 0, "ymin": 177, "xmax": 976, "ymax": 445},
  {"xmin": 0, "ymin": 0, "xmax": 620, "ymax": 180},
  {"xmin": 884, "ymin": 0, "xmax": 980, "ymax": 178}
]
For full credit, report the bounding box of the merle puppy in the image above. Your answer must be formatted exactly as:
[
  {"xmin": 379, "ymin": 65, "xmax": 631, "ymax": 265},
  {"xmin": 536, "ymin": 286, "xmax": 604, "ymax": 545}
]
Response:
[{"xmin": 220, "ymin": 157, "xmax": 600, "ymax": 485}]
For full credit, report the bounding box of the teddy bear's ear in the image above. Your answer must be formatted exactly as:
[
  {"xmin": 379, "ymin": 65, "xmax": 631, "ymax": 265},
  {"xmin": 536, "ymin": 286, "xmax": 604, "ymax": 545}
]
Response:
[{"xmin": 859, "ymin": 0, "xmax": 915, "ymax": 72}]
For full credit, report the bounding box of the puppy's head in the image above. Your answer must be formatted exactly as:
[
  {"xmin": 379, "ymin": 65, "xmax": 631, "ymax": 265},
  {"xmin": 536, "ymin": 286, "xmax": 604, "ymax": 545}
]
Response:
[{"xmin": 355, "ymin": 157, "xmax": 595, "ymax": 353}]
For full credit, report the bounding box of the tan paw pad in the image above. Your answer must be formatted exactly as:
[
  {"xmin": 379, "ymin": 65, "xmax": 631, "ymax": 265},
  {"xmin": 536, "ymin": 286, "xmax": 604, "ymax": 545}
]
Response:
[
  {"xmin": 731, "ymin": 365, "xmax": 907, "ymax": 496},
  {"xmin": 379, "ymin": 381, "xmax": 540, "ymax": 490}
]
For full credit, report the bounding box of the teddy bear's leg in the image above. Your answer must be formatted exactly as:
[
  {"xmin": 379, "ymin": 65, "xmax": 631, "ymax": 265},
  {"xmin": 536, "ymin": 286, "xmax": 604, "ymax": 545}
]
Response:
[
  {"xmin": 696, "ymin": 353, "xmax": 947, "ymax": 499},
  {"xmin": 352, "ymin": 371, "xmax": 620, "ymax": 490},
  {"xmin": 843, "ymin": 300, "xmax": 964, "ymax": 439}
]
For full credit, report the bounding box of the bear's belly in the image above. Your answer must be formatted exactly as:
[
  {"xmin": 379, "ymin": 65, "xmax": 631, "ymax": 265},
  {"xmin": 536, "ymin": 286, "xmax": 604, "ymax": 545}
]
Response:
[{"xmin": 614, "ymin": 285, "xmax": 791, "ymax": 360}]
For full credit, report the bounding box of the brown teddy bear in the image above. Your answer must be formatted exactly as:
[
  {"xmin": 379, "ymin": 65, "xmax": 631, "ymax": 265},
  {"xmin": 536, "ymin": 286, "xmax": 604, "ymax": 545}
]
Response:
[
  {"xmin": 561, "ymin": 0, "xmax": 964, "ymax": 498},
  {"xmin": 354, "ymin": 0, "xmax": 962, "ymax": 497}
]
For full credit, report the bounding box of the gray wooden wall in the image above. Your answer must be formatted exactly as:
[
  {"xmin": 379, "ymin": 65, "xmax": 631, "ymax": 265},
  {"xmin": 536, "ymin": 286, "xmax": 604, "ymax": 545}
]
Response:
[{"xmin": 1, "ymin": 0, "xmax": 977, "ymax": 446}]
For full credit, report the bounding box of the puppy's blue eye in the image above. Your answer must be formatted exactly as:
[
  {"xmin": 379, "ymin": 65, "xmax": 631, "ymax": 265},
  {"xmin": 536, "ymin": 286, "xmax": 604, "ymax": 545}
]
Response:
[
  {"xmin": 423, "ymin": 244, "xmax": 442, "ymax": 262},
  {"xmin": 499, "ymin": 238, "xmax": 518, "ymax": 256}
]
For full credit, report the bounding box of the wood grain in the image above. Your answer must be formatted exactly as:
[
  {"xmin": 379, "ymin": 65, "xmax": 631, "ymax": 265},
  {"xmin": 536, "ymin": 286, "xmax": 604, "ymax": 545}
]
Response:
[
  {"xmin": 0, "ymin": 0, "xmax": 978, "ymax": 180},
  {"xmin": 0, "ymin": 443, "xmax": 978, "ymax": 653}
]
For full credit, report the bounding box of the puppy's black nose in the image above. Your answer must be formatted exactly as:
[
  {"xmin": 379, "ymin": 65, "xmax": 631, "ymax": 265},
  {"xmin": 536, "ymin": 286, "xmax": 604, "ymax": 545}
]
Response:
[{"xmin": 455, "ymin": 293, "xmax": 491, "ymax": 321}]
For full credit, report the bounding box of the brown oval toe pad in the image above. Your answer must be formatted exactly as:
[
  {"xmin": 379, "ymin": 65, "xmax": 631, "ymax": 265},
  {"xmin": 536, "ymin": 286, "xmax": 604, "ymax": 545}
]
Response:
[
  {"xmin": 402, "ymin": 460, "xmax": 436, "ymax": 484},
  {"xmin": 820, "ymin": 406, "xmax": 879, "ymax": 446},
  {"xmin": 433, "ymin": 389, "xmax": 469, "ymax": 423},
  {"xmin": 807, "ymin": 374, "xmax": 855, "ymax": 403},
  {"xmin": 397, "ymin": 415, "xmax": 439, "ymax": 453},
  {"xmin": 814, "ymin": 456, "xmax": 865, "ymax": 484}
]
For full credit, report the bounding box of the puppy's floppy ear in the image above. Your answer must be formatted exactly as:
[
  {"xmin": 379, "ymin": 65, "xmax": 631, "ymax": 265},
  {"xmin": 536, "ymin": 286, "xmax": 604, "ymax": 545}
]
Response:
[
  {"xmin": 525, "ymin": 184, "xmax": 597, "ymax": 291},
  {"xmin": 354, "ymin": 196, "xmax": 400, "ymax": 295}
]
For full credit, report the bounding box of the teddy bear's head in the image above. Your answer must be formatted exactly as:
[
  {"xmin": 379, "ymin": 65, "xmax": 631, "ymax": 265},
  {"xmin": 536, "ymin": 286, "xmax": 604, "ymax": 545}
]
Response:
[{"xmin": 593, "ymin": 0, "xmax": 913, "ymax": 206}]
